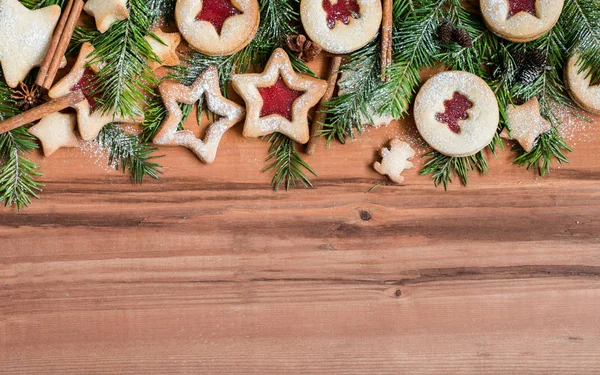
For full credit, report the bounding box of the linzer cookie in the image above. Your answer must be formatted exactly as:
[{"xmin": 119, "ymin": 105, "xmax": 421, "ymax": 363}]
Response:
[
  {"xmin": 48, "ymin": 43, "xmax": 143, "ymax": 141},
  {"xmin": 480, "ymin": 0, "xmax": 564, "ymax": 43},
  {"xmin": 565, "ymin": 54, "xmax": 600, "ymax": 114},
  {"xmin": 232, "ymin": 48, "xmax": 327, "ymax": 144},
  {"xmin": 414, "ymin": 71, "xmax": 499, "ymax": 157},
  {"xmin": 176, "ymin": 0, "xmax": 259, "ymax": 56},
  {"xmin": 0, "ymin": 0, "xmax": 61, "ymax": 88},
  {"xmin": 300, "ymin": 0, "xmax": 382, "ymax": 54}
]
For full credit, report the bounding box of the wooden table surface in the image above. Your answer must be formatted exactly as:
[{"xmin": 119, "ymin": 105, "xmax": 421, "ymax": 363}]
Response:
[{"xmin": 2, "ymin": 56, "xmax": 600, "ymax": 374}]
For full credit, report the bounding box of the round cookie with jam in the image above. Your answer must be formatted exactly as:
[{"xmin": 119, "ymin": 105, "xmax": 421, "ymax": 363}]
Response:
[
  {"xmin": 480, "ymin": 0, "xmax": 564, "ymax": 43},
  {"xmin": 300, "ymin": 0, "xmax": 382, "ymax": 54},
  {"xmin": 176, "ymin": 0, "xmax": 259, "ymax": 56},
  {"xmin": 414, "ymin": 71, "xmax": 499, "ymax": 158},
  {"xmin": 565, "ymin": 54, "xmax": 600, "ymax": 114}
]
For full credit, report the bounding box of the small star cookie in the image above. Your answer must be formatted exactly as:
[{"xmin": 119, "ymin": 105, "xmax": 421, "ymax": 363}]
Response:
[
  {"xmin": 84, "ymin": 0, "xmax": 129, "ymax": 33},
  {"xmin": 48, "ymin": 42, "xmax": 143, "ymax": 141},
  {"xmin": 500, "ymin": 97, "xmax": 552, "ymax": 152},
  {"xmin": 0, "ymin": 0, "xmax": 61, "ymax": 88},
  {"xmin": 28, "ymin": 112, "xmax": 79, "ymax": 157},
  {"xmin": 232, "ymin": 48, "xmax": 327, "ymax": 144},
  {"xmin": 145, "ymin": 29, "xmax": 181, "ymax": 71},
  {"xmin": 373, "ymin": 139, "xmax": 415, "ymax": 184},
  {"xmin": 153, "ymin": 66, "xmax": 245, "ymax": 164}
]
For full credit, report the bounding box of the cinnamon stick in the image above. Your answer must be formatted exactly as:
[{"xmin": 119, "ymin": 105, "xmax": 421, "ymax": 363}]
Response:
[
  {"xmin": 0, "ymin": 91, "xmax": 85, "ymax": 135},
  {"xmin": 36, "ymin": 0, "xmax": 75, "ymax": 87},
  {"xmin": 381, "ymin": 0, "xmax": 393, "ymax": 82},
  {"xmin": 42, "ymin": 0, "xmax": 85, "ymax": 90},
  {"xmin": 305, "ymin": 55, "xmax": 343, "ymax": 156}
]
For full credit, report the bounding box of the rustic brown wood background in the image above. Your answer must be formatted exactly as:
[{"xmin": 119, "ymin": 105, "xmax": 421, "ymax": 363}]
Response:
[{"xmin": 2, "ymin": 51, "xmax": 600, "ymax": 374}]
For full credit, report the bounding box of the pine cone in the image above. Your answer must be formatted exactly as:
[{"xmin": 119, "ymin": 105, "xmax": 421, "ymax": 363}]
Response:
[
  {"xmin": 530, "ymin": 49, "xmax": 548, "ymax": 68},
  {"xmin": 518, "ymin": 66, "xmax": 541, "ymax": 85},
  {"xmin": 452, "ymin": 28, "xmax": 472, "ymax": 48},
  {"xmin": 438, "ymin": 22, "xmax": 454, "ymax": 44},
  {"xmin": 511, "ymin": 50, "xmax": 527, "ymax": 67}
]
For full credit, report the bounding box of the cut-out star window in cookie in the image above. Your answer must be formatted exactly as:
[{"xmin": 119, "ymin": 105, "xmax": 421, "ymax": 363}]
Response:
[
  {"xmin": 507, "ymin": 0, "xmax": 537, "ymax": 18},
  {"xmin": 84, "ymin": 0, "xmax": 129, "ymax": 33},
  {"xmin": 0, "ymin": 0, "xmax": 61, "ymax": 88},
  {"xmin": 500, "ymin": 97, "xmax": 552, "ymax": 152},
  {"xmin": 232, "ymin": 48, "xmax": 327, "ymax": 144},
  {"xmin": 323, "ymin": 0, "xmax": 361, "ymax": 29},
  {"xmin": 153, "ymin": 66, "xmax": 245, "ymax": 164},
  {"xmin": 373, "ymin": 139, "xmax": 415, "ymax": 184},
  {"xmin": 28, "ymin": 112, "xmax": 79, "ymax": 157},
  {"xmin": 195, "ymin": 0, "xmax": 242, "ymax": 35},
  {"xmin": 48, "ymin": 43, "xmax": 143, "ymax": 141}
]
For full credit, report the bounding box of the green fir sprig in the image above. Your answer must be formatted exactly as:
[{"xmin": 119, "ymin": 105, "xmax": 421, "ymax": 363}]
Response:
[
  {"xmin": 96, "ymin": 125, "xmax": 162, "ymax": 184},
  {"xmin": 265, "ymin": 133, "xmax": 317, "ymax": 191},
  {"xmin": 0, "ymin": 71, "xmax": 43, "ymax": 209}
]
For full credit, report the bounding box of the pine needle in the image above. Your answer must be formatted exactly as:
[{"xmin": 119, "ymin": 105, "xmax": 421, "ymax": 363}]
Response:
[{"xmin": 264, "ymin": 133, "xmax": 316, "ymax": 191}]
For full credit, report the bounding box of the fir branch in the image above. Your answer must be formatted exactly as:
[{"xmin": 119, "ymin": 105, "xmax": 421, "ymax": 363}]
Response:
[
  {"xmin": 0, "ymin": 149, "xmax": 43, "ymax": 210},
  {"xmin": 513, "ymin": 127, "xmax": 571, "ymax": 176},
  {"xmin": 561, "ymin": 0, "xmax": 600, "ymax": 80},
  {"xmin": 420, "ymin": 150, "xmax": 488, "ymax": 190},
  {"xmin": 76, "ymin": 0, "xmax": 162, "ymax": 118},
  {"xmin": 264, "ymin": 133, "xmax": 316, "ymax": 191},
  {"xmin": 96, "ymin": 125, "xmax": 162, "ymax": 184},
  {"xmin": 0, "ymin": 70, "xmax": 43, "ymax": 209}
]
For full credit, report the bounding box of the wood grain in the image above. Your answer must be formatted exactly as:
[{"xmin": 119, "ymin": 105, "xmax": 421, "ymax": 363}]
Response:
[{"xmin": 1, "ymin": 54, "xmax": 600, "ymax": 374}]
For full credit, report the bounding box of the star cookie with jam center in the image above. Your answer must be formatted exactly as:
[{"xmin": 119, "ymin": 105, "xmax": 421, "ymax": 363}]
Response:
[
  {"xmin": 153, "ymin": 65, "xmax": 245, "ymax": 164},
  {"xmin": 232, "ymin": 48, "xmax": 327, "ymax": 144}
]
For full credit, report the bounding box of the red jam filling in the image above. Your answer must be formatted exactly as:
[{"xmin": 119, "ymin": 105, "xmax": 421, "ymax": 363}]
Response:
[
  {"xmin": 507, "ymin": 0, "xmax": 537, "ymax": 18},
  {"xmin": 195, "ymin": 0, "xmax": 242, "ymax": 35},
  {"xmin": 322, "ymin": 0, "xmax": 361, "ymax": 29},
  {"xmin": 435, "ymin": 92, "xmax": 473, "ymax": 134},
  {"xmin": 258, "ymin": 77, "xmax": 303, "ymax": 121},
  {"xmin": 71, "ymin": 68, "xmax": 102, "ymax": 108}
]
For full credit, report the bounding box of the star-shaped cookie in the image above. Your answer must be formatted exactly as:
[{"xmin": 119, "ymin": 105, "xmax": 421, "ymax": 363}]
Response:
[
  {"xmin": 145, "ymin": 29, "xmax": 181, "ymax": 71},
  {"xmin": 153, "ymin": 66, "xmax": 245, "ymax": 164},
  {"xmin": 48, "ymin": 42, "xmax": 143, "ymax": 141},
  {"xmin": 84, "ymin": 0, "xmax": 129, "ymax": 33},
  {"xmin": 500, "ymin": 97, "xmax": 552, "ymax": 152},
  {"xmin": 373, "ymin": 139, "xmax": 415, "ymax": 184},
  {"xmin": 232, "ymin": 48, "xmax": 327, "ymax": 144},
  {"xmin": 0, "ymin": 0, "xmax": 61, "ymax": 88},
  {"xmin": 28, "ymin": 112, "xmax": 79, "ymax": 157}
]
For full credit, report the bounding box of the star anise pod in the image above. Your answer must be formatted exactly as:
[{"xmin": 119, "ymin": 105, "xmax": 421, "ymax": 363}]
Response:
[
  {"xmin": 286, "ymin": 34, "xmax": 322, "ymax": 62},
  {"xmin": 11, "ymin": 82, "xmax": 42, "ymax": 111}
]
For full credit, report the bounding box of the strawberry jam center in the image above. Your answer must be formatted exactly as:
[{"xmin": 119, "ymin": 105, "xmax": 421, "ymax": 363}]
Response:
[
  {"xmin": 322, "ymin": 0, "xmax": 361, "ymax": 29},
  {"xmin": 258, "ymin": 77, "xmax": 303, "ymax": 121},
  {"xmin": 435, "ymin": 92, "xmax": 473, "ymax": 134},
  {"xmin": 71, "ymin": 68, "xmax": 101, "ymax": 108},
  {"xmin": 195, "ymin": 0, "xmax": 242, "ymax": 35},
  {"xmin": 507, "ymin": 0, "xmax": 537, "ymax": 18}
]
